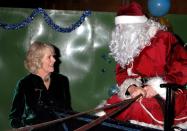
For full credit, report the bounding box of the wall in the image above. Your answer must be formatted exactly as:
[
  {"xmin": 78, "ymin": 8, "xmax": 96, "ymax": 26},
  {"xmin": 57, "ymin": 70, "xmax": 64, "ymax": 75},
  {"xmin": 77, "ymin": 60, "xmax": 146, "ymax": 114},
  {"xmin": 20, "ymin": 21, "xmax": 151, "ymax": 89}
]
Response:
[{"xmin": 0, "ymin": 8, "xmax": 116, "ymax": 130}]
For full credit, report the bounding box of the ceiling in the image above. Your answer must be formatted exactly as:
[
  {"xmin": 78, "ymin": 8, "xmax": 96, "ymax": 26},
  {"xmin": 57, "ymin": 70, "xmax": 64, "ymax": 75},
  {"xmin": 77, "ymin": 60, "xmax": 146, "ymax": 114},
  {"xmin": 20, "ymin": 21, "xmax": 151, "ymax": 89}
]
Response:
[{"xmin": 0, "ymin": 0, "xmax": 187, "ymax": 14}]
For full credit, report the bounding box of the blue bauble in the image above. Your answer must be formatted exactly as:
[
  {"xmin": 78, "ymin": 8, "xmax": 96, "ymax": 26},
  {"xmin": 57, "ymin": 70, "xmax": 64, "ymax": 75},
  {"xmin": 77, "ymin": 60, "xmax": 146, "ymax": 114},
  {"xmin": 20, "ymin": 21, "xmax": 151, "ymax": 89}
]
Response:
[
  {"xmin": 108, "ymin": 85, "xmax": 119, "ymax": 97},
  {"xmin": 148, "ymin": 0, "xmax": 171, "ymax": 17}
]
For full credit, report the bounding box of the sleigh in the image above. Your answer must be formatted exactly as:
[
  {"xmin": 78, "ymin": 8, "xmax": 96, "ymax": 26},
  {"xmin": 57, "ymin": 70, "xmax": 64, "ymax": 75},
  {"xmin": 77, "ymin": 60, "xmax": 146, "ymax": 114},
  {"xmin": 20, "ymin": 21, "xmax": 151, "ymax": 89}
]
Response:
[
  {"xmin": 14, "ymin": 84, "xmax": 185, "ymax": 131},
  {"xmin": 15, "ymin": 108, "xmax": 161, "ymax": 131},
  {"xmin": 39, "ymin": 110, "xmax": 161, "ymax": 131}
]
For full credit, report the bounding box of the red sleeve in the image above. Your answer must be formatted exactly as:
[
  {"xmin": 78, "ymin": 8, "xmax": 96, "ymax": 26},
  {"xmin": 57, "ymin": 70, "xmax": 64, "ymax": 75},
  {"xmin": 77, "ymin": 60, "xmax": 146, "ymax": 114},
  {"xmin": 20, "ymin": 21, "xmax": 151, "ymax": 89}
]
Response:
[{"xmin": 165, "ymin": 43, "xmax": 187, "ymax": 85}]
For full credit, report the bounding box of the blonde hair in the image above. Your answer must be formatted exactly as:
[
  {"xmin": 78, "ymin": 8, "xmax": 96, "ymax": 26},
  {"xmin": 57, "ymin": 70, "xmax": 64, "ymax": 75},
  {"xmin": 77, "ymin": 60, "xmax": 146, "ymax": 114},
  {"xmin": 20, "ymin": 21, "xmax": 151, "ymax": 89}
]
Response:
[{"xmin": 24, "ymin": 41, "xmax": 55, "ymax": 73}]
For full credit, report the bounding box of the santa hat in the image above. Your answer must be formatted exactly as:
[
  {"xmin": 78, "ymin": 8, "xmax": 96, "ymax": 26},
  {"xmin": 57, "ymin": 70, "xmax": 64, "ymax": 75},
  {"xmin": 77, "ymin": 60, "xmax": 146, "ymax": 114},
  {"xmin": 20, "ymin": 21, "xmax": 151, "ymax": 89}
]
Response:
[{"xmin": 115, "ymin": 2, "xmax": 148, "ymax": 25}]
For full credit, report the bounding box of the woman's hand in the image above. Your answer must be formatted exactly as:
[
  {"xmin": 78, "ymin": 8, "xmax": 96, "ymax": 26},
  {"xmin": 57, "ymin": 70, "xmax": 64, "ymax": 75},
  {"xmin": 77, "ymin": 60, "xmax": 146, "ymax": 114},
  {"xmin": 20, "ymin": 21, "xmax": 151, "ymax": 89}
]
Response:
[{"xmin": 127, "ymin": 85, "xmax": 146, "ymax": 99}]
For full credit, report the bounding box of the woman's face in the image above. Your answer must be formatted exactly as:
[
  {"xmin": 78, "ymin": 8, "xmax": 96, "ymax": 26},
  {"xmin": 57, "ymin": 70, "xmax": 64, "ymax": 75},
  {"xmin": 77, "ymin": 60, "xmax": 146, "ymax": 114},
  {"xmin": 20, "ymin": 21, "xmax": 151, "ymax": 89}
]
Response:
[{"xmin": 40, "ymin": 48, "xmax": 56, "ymax": 74}]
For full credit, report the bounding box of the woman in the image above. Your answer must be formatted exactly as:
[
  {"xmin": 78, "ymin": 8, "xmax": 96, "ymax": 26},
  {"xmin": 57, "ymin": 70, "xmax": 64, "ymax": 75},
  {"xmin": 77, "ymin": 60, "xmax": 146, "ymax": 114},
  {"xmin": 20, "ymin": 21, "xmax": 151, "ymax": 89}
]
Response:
[{"xmin": 9, "ymin": 41, "xmax": 72, "ymax": 130}]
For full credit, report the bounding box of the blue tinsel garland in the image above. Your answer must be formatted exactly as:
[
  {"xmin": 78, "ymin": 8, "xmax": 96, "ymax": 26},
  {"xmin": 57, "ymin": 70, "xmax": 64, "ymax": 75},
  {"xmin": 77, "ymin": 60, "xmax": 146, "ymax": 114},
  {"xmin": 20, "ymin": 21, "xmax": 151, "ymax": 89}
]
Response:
[{"xmin": 0, "ymin": 8, "xmax": 91, "ymax": 33}]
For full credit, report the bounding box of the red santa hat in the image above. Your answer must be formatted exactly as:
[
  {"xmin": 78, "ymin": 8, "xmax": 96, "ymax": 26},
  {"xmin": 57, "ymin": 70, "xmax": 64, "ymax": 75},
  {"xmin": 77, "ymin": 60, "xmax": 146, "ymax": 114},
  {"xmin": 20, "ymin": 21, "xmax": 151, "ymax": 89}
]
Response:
[{"xmin": 115, "ymin": 2, "xmax": 148, "ymax": 25}]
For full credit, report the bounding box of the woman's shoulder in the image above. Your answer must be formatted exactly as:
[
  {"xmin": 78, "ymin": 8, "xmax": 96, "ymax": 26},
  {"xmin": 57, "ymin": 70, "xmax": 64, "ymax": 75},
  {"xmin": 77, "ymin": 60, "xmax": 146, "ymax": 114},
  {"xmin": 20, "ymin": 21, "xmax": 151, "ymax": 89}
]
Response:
[
  {"xmin": 18, "ymin": 73, "xmax": 42, "ymax": 84},
  {"xmin": 51, "ymin": 72, "xmax": 69, "ymax": 81}
]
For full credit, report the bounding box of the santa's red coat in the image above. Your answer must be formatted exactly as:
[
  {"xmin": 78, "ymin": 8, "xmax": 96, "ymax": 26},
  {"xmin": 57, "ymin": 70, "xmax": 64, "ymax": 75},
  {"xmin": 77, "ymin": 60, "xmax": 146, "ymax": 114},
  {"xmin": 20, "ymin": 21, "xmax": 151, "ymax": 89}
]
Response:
[{"xmin": 106, "ymin": 30, "xmax": 187, "ymax": 128}]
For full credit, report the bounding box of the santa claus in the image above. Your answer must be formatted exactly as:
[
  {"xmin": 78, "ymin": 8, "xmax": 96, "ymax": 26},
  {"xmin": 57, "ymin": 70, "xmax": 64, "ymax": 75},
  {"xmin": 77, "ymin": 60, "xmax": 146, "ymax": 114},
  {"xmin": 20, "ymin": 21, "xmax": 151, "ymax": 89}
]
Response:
[{"xmin": 100, "ymin": 1, "xmax": 187, "ymax": 130}]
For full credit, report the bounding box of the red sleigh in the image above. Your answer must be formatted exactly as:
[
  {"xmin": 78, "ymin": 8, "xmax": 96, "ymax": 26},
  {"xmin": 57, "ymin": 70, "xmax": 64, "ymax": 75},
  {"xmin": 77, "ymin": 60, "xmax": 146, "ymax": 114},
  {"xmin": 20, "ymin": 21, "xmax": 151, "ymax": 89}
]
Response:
[{"xmin": 11, "ymin": 84, "xmax": 186, "ymax": 131}]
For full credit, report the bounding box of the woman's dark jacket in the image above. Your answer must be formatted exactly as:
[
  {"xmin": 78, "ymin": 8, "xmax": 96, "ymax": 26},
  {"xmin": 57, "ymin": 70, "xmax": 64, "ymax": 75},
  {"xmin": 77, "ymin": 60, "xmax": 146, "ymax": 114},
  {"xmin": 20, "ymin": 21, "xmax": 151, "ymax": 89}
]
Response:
[{"xmin": 9, "ymin": 73, "xmax": 72, "ymax": 128}]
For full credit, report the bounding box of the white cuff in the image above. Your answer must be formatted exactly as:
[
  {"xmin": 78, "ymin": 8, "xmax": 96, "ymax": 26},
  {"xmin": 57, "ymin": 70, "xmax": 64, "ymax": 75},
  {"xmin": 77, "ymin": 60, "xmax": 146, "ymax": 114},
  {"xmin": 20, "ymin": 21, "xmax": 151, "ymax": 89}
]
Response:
[
  {"xmin": 118, "ymin": 78, "xmax": 142, "ymax": 99},
  {"xmin": 146, "ymin": 77, "xmax": 166, "ymax": 99},
  {"xmin": 176, "ymin": 121, "xmax": 187, "ymax": 129}
]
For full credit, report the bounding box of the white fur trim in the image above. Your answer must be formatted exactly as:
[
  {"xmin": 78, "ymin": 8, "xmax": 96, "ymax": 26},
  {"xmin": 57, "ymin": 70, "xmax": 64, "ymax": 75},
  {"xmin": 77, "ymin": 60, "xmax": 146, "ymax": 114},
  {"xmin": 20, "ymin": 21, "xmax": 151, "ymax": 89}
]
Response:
[
  {"xmin": 95, "ymin": 111, "xmax": 106, "ymax": 117},
  {"xmin": 146, "ymin": 77, "xmax": 166, "ymax": 99},
  {"xmin": 130, "ymin": 120, "xmax": 163, "ymax": 130},
  {"xmin": 94, "ymin": 100, "xmax": 107, "ymax": 117},
  {"xmin": 130, "ymin": 120, "xmax": 187, "ymax": 130},
  {"xmin": 118, "ymin": 78, "xmax": 142, "ymax": 99},
  {"xmin": 115, "ymin": 16, "xmax": 148, "ymax": 24},
  {"xmin": 176, "ymin": 121, "xmax": 187, "ymax": 129}
]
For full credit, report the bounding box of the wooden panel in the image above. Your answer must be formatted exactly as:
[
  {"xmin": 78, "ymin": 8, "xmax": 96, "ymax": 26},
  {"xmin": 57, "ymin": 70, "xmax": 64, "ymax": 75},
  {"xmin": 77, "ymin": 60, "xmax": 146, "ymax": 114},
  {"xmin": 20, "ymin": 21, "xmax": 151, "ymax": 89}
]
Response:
[
  {"xmin": 44, "ymin": 0, "xmax": 187, "ymax": 15},
  {"xmin": 170, "ymin": 0, "xmax": 187, "ymax": 14},
  {"xmin": 0, "ymin": 0, "xmax": 187, "ymax": 14}
]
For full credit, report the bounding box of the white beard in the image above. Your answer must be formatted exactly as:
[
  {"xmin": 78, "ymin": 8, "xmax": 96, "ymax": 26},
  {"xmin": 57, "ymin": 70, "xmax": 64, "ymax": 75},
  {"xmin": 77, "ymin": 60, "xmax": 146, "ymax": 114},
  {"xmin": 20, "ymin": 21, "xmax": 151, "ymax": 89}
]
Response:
[{"xmin": 109, "ymin": 19, "xmax": 166, "ymax": 68}]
